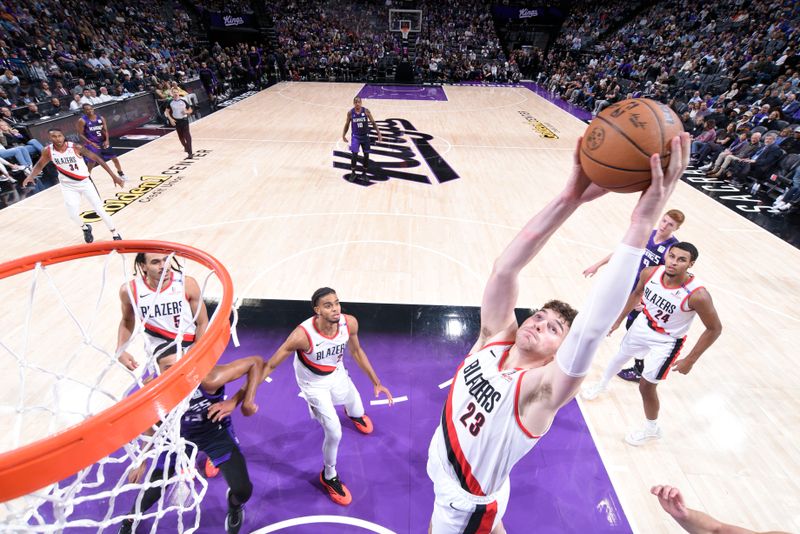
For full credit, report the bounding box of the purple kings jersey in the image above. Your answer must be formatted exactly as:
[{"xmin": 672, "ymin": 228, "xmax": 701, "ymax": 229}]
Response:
[
  {"xmin": 180, "ymin": 384, "xmax": 231, "ymax": 439},
  {"xmin": 82, "ymin": 115, "xmax": 104, "ymax": 144},
  {"xmin": 351, "ymin": 107, "xmax": 369, "ymax": 138},
  {"xmin": 634, "ymin": 230, "xmax": 679, "ymax": 289}
]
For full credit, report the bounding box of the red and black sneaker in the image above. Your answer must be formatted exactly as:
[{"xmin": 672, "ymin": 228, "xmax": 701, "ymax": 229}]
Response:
[
  {"xmin": 348, "ymin": 414, "xmax": 373, "ymax": 434},
  {"xmin": 204, "ymin": 458, "xmax": 219, "ymax": 478},
  {"xmin": 319, "ymin": 470, "xmax": 352, "ymax": 506}
]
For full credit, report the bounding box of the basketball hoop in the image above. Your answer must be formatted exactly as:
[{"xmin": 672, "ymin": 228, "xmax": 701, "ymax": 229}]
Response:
[
  {"xmin": 0, "ymin": 240, "xmax": 234, "ymax": 530},
  {"xmin": 400, "ymin": 20, "xmax": 411, "ymax": 41}
]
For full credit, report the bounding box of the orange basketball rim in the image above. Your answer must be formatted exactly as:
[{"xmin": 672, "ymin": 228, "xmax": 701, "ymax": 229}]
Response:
[{"xmin": 0, "ymin": 240, "xmax": 233, "ymax": 502}]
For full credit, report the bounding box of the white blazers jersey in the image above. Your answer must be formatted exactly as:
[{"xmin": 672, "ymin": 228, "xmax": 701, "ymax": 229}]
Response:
[
  {"xmin": 433, "ymin": 341, "xmax": 541, "ymax": 497},
  {"xmin": 130, "ymin": 271, "xmax": 196, "ymax": 344},
  {"xmin": 639, "ymin": 265, "xmax": 704, "ymax": 338},
  {"xmin": 49, "ymin": 142, "xmax": 90, "ymax": 181},
  {"xmin": 295, "ymin": 315, "xmax": 349, "ymax": 380}
]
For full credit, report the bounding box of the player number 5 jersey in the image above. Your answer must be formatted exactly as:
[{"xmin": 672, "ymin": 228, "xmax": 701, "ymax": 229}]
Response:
[
  {"xmin": 640, "ymin": 265, "xmax": 704, "ymax": 338},
  {"xmin": 433, "ymin": 341, "xmax": 542, "ymax": 497},
  {"xmin": 130, "ymin": 271, "xmax": 196, "ymax": 343}
]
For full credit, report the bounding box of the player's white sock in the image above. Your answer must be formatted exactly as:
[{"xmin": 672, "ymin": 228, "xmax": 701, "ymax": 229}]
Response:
[
  {"xmin": 324, "ymin": 464, "xmax": 337, "ymax": 479},
  {"xmin": 645, "ymin": 419, "xmax": 659, "ymax": 432}
]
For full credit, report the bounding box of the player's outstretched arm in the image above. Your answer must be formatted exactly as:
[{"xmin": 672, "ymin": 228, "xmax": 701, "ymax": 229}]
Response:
[
  {"xmin": 651, "ymin": 485, "xmax": 790, "ymax": 534},
  {"xmin": 205, "ymin": 355, "xmax": 264, "ymax": 421},
  {"xmin": 671, "ymin": 289, "xmax": 722, "ymax": 374},
  {"xmin": 476, "ymin": 137, "xmax": 607, "ymax": 348},
  {"xmin": 544, "ymin": 133, "xmax": 691, "ymax": 410},
  {"xmin": 608, "ymin": 267, "xmax": 653, "ymax": 335},
  {"xmin": 234, "ymin": 327, "xmax": 310, "ymax": 413},
  {"xmin": 79, "ymin": 144, "xmax": 124, "ymax": 187},
  {"xmin": 346, "ymin": 315, "xmax": 393, "ymax": 405},
  {"xmin": 21, "ymin": 146, "xmax": 51, "ymax": 187},
  {"xmin": 582, "ymin": 253, "xmax": 611, "ymax": 277}
]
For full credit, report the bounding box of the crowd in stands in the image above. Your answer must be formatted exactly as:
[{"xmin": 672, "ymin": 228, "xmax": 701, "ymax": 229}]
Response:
[
  {"xmin": 191, "ymin": 0, "xmax": 255, "ymax": 15},
  {"xmin": 262, "ymin": 0, "xmax": 400, "ymax": 83},
  {"xmin": 0, "ymin": 0, "xmax": 211, "ymax": 205},
  {"xmin": 258, "ymin": 0, "xmax": 519, "ymax": 84},
  {"xmin": 414, "ymin": 0, "xmax": 519, "ymax": 83},
  {"xmin": 535, "ymin": 0, "xmax": 800, "ymax": 212},
  {"xmin": 0, "ymin": 0, "xmax": 798, "ymax": 212}
]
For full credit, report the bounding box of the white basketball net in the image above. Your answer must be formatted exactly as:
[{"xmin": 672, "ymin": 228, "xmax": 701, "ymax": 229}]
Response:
[{"xmin": 0, "ymin": 249, "xmax": 227, "ymax": 533}]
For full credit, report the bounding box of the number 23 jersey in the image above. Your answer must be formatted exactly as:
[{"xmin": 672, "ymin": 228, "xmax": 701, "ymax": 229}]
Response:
[{"xmin": 433, "ymin": 341, "xmax": 542, "ymax": 497}]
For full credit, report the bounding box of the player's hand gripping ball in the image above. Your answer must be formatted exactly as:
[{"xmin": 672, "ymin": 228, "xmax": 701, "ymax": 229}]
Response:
[{"xmin": 580, "ymin": 98, "xmax": 684, "ymax": 192}]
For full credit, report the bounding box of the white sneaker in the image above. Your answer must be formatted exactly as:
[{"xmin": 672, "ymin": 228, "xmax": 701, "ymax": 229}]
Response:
[
  {"xmin": 778, "ymin": 202, "xmax": 792, "ymax": 211},
  {"xmin": 699, "ymin": 163, "xmax": 712, "ymax": 171},
  {"xmin": 624, "ymin": 425, "xmax": 663, "ymax": 446},
  {"xmin": 580, "ymin": 382, "xmax": 607, "ymax": 400}
]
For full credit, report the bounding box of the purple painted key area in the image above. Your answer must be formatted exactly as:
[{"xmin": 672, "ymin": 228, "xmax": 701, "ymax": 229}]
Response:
[
  {"xmin": 36, "ymin": 302, "xmax": 630, "ymax": 533},
  {"xmin": 357, "ymin": 84, "xmax": 448, "ymax": 101},
  {"xmin": 354, "ymin": 83, "xmax": 592, "ymax": 119}
]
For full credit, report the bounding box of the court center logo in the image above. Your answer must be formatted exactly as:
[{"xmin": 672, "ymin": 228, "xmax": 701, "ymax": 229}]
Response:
[
  {"xmin": 518, "ymin": 111, "xmax": 559, "ymax": 139},
  {"xmin": 79, "ymin": 150, "xmax": 211, "ymax": 222},
  {"xmin": 332, "ymin": 118, "xmax": 460, "ymax": 186}
]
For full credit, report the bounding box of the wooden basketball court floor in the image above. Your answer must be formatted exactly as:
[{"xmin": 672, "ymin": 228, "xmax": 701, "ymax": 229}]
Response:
[{"xmin": 1, "ymin": 82, "xmax": 798, "ymax": 533}]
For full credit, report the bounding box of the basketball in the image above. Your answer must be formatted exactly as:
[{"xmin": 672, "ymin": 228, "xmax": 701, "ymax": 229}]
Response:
[{"xmin": 580, "ymin": 98, "xmax": 684, "ymax": 193}]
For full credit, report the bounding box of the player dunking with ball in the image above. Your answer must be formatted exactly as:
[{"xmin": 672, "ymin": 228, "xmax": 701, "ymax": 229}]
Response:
[
  {"xmin": 342, "ymin": 96, "xmax": 382, "ymax": 184},
  {"xmin": 23, "ymin": 128, "xmax": 124, "ymax": 243},
  {"xmin": 240, "ymin": 287, "xmax": 392, "ymax": 506},
  {"xmin": 427, "ymin": 132, "xmax": 690, "ymax": 534}
]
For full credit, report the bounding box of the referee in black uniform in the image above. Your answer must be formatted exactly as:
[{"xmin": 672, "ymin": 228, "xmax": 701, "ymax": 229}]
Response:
[{"xmin": 165, "ymin": 87, "xmax": 193, "ymax": 158}]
